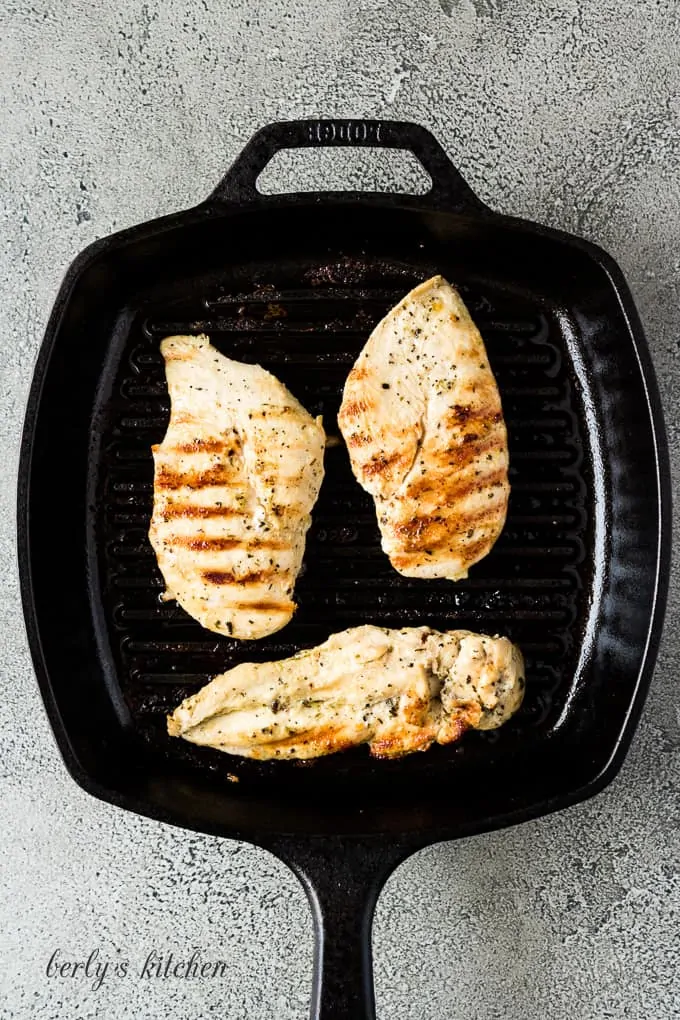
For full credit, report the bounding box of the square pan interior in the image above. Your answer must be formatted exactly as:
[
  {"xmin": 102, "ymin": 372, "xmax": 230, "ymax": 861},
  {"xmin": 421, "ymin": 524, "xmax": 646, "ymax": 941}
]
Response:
[{"xmin": 22, "ymin": 201, "xmax": 665, "ymax": 836}]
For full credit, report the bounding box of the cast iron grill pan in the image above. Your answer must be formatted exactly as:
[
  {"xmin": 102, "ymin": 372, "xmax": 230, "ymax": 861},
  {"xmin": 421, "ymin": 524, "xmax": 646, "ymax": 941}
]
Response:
[
  {"xmin": 19, "ymin": 121, "xmax": 670, "ymax": 1019},
  {"xmin": 101, "ymin": 265, "xmax": 586, "ymax": 788}
]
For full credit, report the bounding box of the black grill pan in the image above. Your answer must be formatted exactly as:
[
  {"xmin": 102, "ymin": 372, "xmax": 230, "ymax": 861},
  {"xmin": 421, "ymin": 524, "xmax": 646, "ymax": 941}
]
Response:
[{"xmin": 18, "ymin": 120, "xmax": 671, "ymax": 1019}]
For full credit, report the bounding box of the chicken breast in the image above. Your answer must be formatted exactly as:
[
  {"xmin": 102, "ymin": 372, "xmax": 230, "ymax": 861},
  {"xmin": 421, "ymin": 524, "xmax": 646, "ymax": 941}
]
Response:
[
  {"xmin": 149, "ymin": 335, "xmax": 325, "ymax": 640},
  {"xmin": 338, "ymin": 276, "xmax": 509, "ymax": 580},
  {"xmin": 167, "ymin": 625, "xmax": 524, "ymax": 760}
]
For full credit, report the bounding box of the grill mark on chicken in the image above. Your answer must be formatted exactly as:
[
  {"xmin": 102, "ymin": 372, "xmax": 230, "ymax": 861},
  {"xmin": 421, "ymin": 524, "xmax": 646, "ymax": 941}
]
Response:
[
  {"xmin": 393, "ymin": 502, "xmax": 502, "ymax": 551},
  {"xmin": 341, "ymin": 398, "xmax": 372, "ymax": 418},
  {"xmin": 393, "ymin": 513, "xmax": 444, "ymax": 544},
  {"xmin": 347, "ymin": 424, "xmax": 414, "ymax": 451},
  {"xmin": 201, "ymin": 569, "xmax": 271, "ymax": 586},
  {"xmin": 362, "ymin": 451, "xmax": 406, "ymax": 478},
  {"xmin": 232, "ymin": 599, "xmax": 295, "ymax": 613},
  {"xmin": 447, "ymin": 404, "xmax": 503, "ymax": 429},
  {"xmin": 405, "ymin": 465, "xmax": 507, "ymax": 505},
  {"xmin": 156, "ymin": 464, "xmax": 234, "ymax": 490},
  {"xmin": 172, "ymin": 439, "xmax": 229, "ymax": 454},
  {"xmin": 160, "ymin": 505, "xmax": 248, "ymax": 521},
  {"xmin": 391, "ymin": 526, "xmax": 499, "ymax": 567},
  {"xmin": 178, "ymin": 536, "xmax": 285, "ymax": 552},
  {"xmin": 457, "ymin": 533, "xmax": 499, "ymax": 563},
  {"xmin": 437, "ymin": 431, "xmax": 502, "ymax": 469},
  {"xmin": 346, "ymin": 432, "xmax": 373, "ymax": 448}
]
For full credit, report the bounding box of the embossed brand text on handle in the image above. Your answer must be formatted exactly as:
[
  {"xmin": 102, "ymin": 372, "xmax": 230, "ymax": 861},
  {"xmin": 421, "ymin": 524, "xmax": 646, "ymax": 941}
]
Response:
[{"xmin": 307, "ymin": 121, "xmax": 383, "ymax": 144}]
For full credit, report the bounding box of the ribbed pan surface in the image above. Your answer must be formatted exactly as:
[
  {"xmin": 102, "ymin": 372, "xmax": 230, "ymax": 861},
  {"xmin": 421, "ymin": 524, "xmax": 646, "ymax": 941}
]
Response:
[{"xmin": 97, "ymin": 256, "xmax": 591, "ymax": 786}]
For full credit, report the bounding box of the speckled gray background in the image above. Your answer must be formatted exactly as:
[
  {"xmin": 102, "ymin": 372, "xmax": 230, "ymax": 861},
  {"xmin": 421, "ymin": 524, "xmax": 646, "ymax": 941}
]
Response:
[{"xmin": 1, "ymin": 2, "xmax": 679, "ymax": 1018}]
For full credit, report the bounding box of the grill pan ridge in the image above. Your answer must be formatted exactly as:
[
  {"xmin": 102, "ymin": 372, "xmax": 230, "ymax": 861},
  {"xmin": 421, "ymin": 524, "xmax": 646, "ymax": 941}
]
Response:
[{"xmin": 19, "ymin": 120, "xmax": 670, "ymax": 1020}]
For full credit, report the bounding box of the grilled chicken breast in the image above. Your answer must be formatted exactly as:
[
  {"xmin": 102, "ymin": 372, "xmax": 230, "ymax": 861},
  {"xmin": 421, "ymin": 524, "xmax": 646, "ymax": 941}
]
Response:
[
  {"xmin": 338, "ymin": 276, "xmax": 509, "ymax": 580},
  {"xmin": 149, "ymin": 335, "xmax": 325, "ymax": 640},
  {"xmin": 167, "ymin": 625, "xmax": 525, "ymax": 760}
]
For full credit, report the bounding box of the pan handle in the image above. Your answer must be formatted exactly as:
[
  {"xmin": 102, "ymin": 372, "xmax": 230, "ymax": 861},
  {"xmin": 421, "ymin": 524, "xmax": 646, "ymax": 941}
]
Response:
[
  {"xmin": 208, "ymin": 119, "xmax": 486, "ymax": 212},
  {"xmin": 266, "ymin": 836, "xmax": 423, "ymax": 1019}
]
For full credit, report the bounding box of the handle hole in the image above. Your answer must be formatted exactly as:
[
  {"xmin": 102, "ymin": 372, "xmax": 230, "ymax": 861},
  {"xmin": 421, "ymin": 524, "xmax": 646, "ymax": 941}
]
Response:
[{"xmin": 255, "ymin": 147, "xmax": 433, "ymax": 196}]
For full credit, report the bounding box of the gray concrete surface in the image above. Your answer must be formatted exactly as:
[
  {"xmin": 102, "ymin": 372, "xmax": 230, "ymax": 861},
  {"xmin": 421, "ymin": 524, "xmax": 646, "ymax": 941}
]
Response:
[{"xmin": 1, "ymin": 1, "xmax": 679, "ymax": 1018}]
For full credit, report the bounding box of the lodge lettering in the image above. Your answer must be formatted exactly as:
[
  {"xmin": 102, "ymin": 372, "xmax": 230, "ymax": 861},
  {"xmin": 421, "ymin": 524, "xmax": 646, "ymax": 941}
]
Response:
[{"xmin": 308, "ymin": 120, "xmax": 383, "ymax": 143}]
